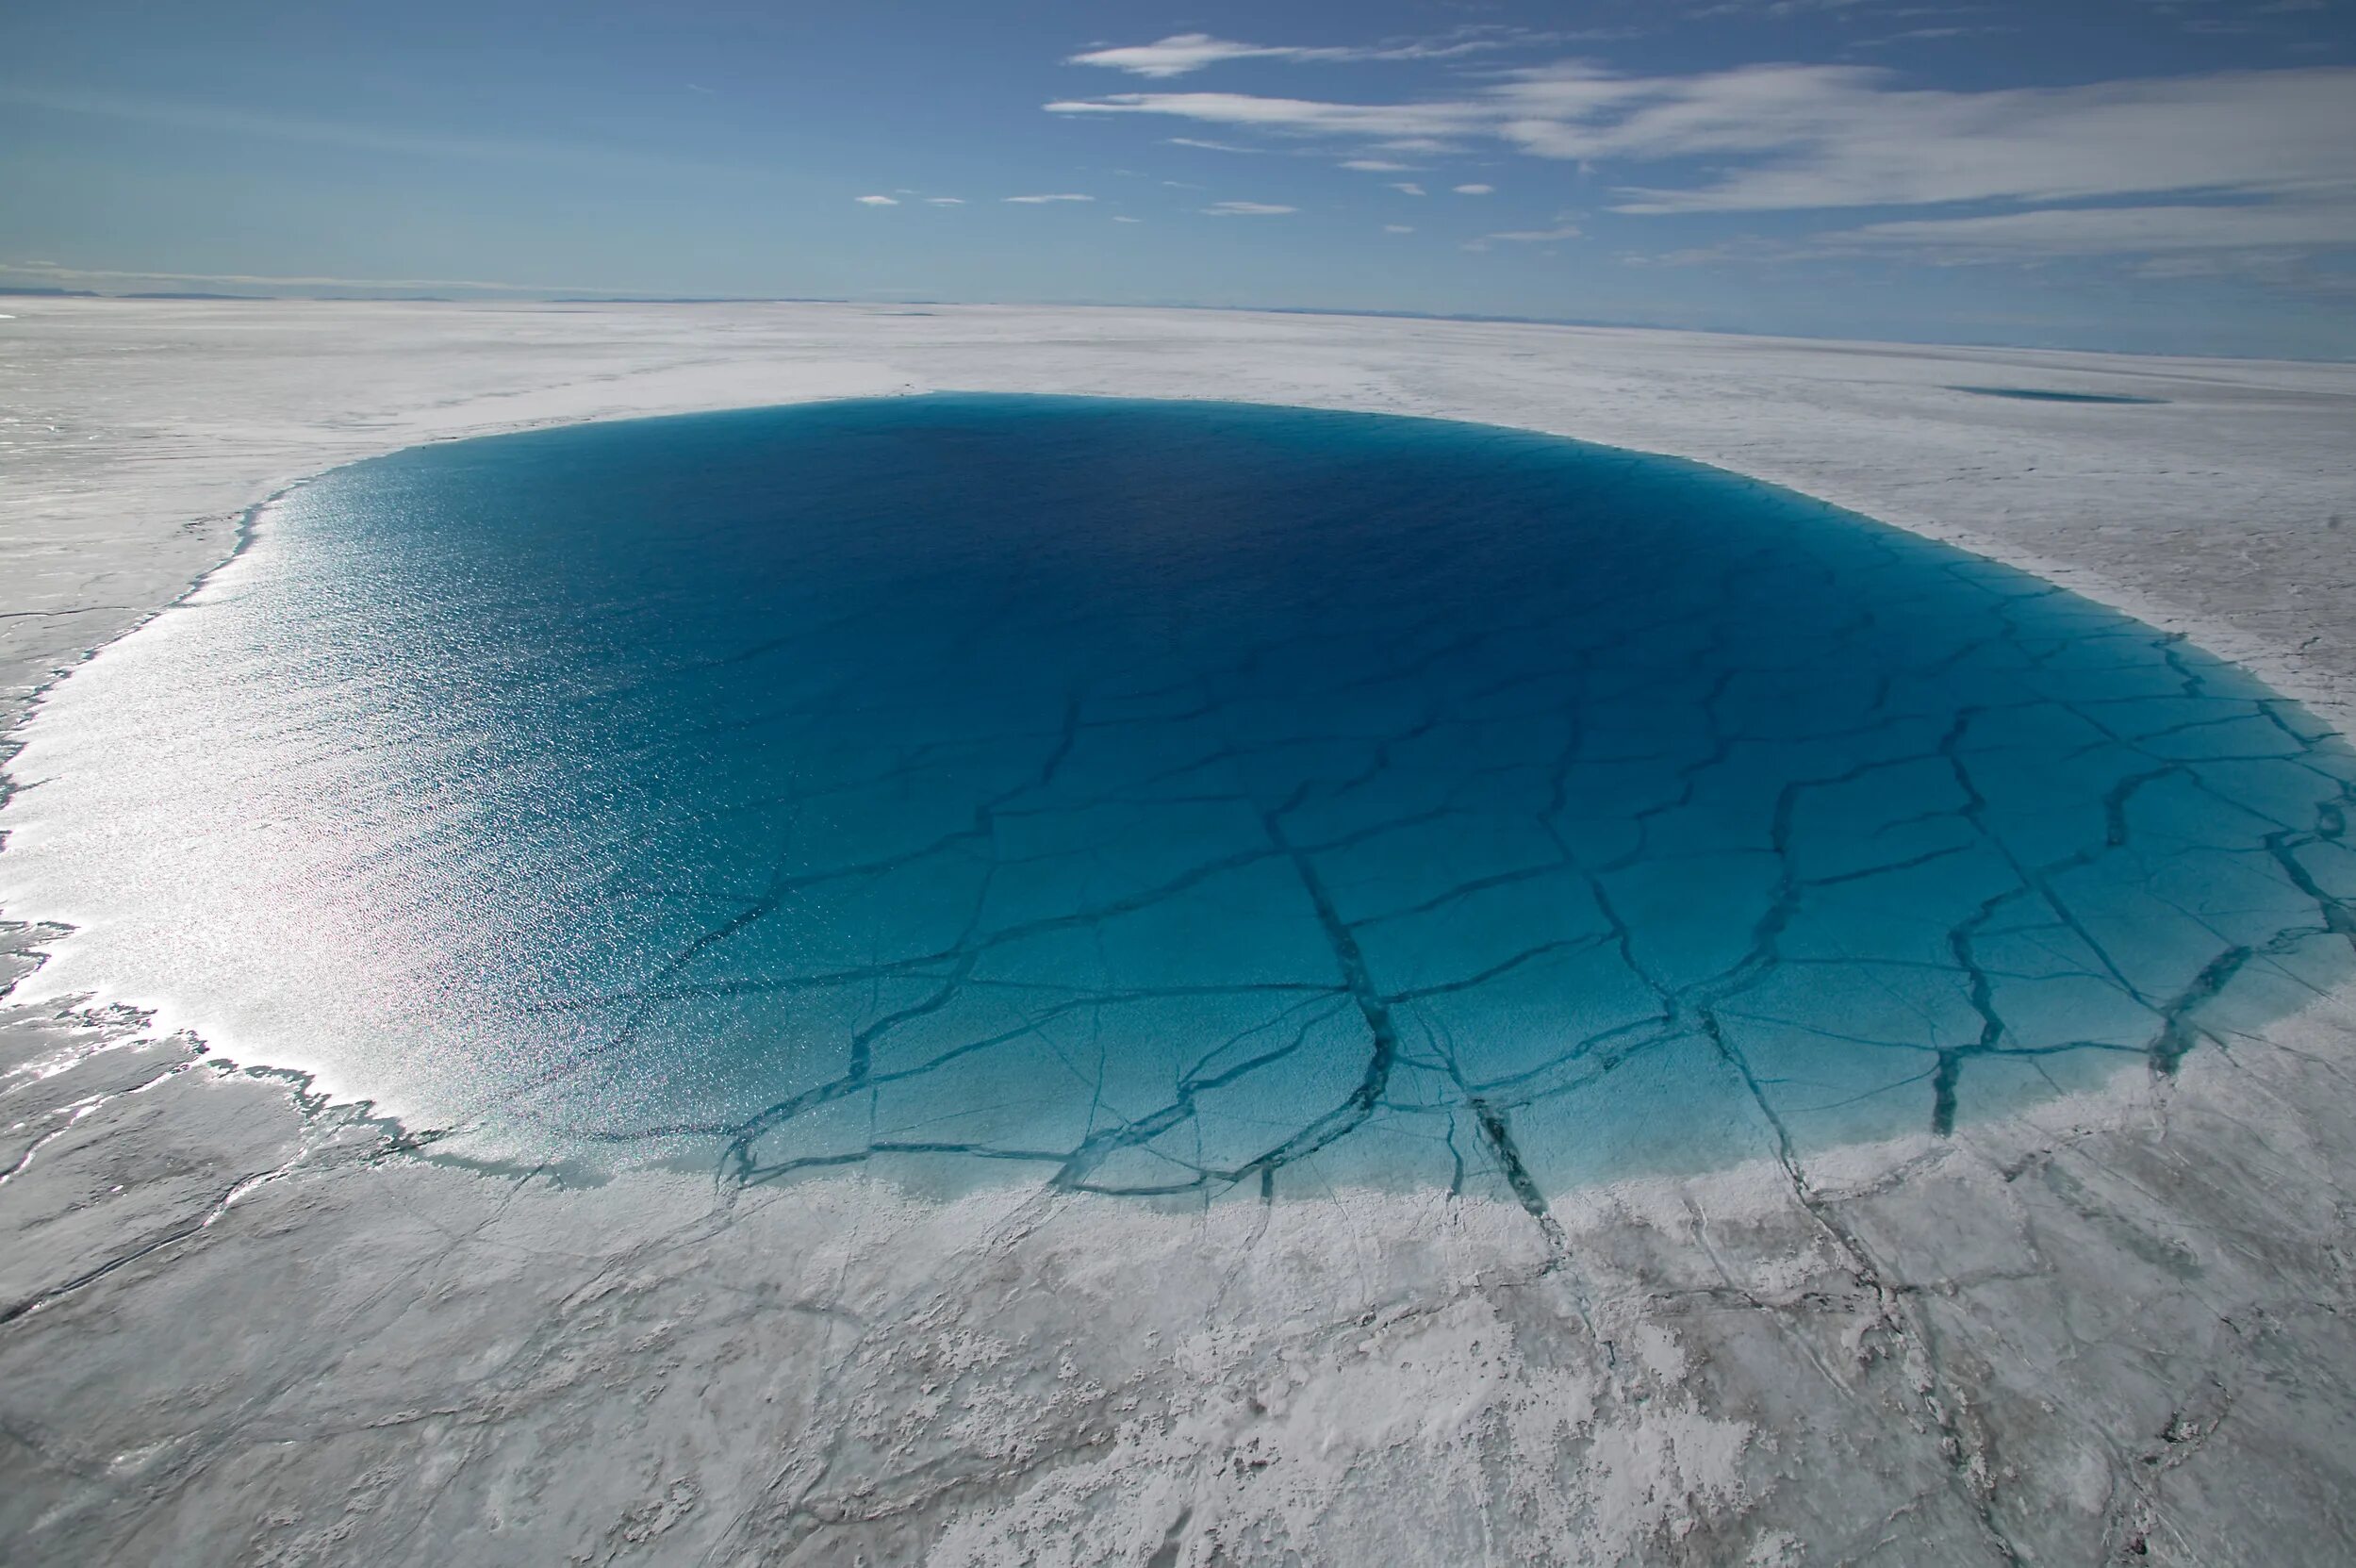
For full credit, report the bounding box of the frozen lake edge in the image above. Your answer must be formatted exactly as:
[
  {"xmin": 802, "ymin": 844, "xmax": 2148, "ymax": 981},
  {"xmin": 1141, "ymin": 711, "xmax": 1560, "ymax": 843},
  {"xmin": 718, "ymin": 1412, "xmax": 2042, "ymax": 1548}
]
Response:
[{"xmin": 3, "ymin": 301, "xmax": 2354, "ymax": 1564}]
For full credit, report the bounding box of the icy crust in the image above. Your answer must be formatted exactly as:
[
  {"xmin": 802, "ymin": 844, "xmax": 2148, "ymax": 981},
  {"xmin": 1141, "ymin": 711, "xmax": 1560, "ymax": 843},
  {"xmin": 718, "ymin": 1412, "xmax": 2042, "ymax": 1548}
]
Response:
[{"xmin": 5, "ymin": 991, "xmax": 2356, "ymax": 1564}]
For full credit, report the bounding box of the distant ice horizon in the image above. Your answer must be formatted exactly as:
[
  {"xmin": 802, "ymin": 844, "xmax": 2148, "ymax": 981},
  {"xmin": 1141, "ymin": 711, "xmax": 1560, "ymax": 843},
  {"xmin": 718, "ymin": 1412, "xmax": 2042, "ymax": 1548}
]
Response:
[{"xmin": 5, "ymin": 286, "xmax": 2354, "ymax": 367}]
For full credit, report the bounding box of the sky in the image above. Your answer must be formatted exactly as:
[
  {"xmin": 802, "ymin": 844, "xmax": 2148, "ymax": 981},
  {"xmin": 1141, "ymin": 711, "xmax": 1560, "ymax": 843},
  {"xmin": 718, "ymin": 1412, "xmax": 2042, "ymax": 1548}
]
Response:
[{"xmin": 3, "ymin": 0, "xmax": 2352, "ymax": 357}]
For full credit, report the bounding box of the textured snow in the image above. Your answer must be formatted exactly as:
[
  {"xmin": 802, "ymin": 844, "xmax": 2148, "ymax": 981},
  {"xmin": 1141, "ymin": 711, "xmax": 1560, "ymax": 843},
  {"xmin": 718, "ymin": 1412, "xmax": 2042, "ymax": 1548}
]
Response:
[{"xmin": 3, "ymin": 299, "xmax": 2355, "ymax": 1564}]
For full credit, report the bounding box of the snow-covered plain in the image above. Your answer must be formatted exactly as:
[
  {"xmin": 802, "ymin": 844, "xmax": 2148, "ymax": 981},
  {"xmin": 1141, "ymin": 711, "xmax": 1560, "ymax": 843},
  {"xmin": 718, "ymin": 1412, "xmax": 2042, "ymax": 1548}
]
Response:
[{"xmin": 2, "ymin": 299, "xmax": 2354, "ymax": 1564}]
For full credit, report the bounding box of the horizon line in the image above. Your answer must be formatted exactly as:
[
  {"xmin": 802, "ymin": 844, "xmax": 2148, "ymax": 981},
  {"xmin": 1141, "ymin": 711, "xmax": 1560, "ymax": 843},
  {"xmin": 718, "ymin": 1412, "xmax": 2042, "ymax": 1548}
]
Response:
[{"xmin": 1, "ymin": 286, "xmax": 2347, "ymax": 368}]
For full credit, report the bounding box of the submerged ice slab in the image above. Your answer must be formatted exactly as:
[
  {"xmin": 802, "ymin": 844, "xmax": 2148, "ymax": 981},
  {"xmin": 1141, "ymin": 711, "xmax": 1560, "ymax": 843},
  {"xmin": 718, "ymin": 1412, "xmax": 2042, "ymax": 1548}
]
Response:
[{"xmin": 3, "ymin": 395, "xmax": 2348, "ymax": 1197}]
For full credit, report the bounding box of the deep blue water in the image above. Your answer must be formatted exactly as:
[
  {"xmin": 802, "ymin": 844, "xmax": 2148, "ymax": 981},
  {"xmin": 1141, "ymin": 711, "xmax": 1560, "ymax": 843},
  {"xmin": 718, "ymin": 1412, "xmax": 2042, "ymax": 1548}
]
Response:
[
  {"xmin": 6, "ymin": 395, "xmax": 2350, "ymax": 1201},
  {"xmin": 1950, "ymin": 387, "xmax": 2168, "ymax": 405}
]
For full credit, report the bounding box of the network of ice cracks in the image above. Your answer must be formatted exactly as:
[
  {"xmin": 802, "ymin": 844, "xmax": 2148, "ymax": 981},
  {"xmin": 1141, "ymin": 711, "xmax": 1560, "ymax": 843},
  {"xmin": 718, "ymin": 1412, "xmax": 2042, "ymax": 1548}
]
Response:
[
  {"xmin": 693, "ymin": 613, "xmax": 2350, "ymax": 1206},
  {"xmin": 472, "ymin": 412, "xmax": 2356, "ymax": 1207}
]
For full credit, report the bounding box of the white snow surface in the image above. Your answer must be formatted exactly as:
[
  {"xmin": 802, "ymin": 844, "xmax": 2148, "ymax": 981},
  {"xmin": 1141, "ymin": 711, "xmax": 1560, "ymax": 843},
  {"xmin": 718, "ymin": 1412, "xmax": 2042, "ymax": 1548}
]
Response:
[{"xmin": 2, "ymin": 299, "xmax": 2354, "ymax": 1565}]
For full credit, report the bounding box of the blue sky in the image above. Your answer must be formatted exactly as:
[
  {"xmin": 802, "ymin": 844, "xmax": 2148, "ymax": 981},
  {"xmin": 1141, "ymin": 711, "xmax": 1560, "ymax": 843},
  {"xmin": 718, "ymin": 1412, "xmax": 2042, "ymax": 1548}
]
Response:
[{"xmin": 3, "ymin": 0, "xmax": 2351, "ymax": 355}]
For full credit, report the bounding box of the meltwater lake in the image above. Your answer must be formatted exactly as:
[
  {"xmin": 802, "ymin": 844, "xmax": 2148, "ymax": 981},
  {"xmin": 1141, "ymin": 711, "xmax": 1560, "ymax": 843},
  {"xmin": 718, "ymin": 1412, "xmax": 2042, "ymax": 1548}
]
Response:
[{"xmin": 5, "ymin": 395, "xmax": 2351, "ymax": 1198}]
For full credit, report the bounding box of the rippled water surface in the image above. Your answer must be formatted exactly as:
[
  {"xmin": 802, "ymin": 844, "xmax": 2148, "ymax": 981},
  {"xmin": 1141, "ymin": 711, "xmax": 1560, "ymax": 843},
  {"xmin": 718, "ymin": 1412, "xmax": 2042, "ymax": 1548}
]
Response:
[{"xmin": 5, "ymin": 396, "xmax": 2350, "ymax": 1197}]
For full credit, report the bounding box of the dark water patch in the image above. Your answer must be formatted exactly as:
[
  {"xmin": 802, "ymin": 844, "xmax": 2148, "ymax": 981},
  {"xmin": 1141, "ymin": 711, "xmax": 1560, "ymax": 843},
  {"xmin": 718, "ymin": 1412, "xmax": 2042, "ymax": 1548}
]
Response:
[
  {"xmin": 1950, "ymin": 387, "xmax": 2168, "ymax": 405},
  {"xmin": 2, "ymin": 395, "xmax": 2347, "ymax": 1204}
]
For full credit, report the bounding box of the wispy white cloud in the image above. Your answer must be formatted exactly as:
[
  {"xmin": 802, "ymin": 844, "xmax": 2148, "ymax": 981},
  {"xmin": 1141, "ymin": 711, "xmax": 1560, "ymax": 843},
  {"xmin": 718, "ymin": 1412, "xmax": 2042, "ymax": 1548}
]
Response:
[
  {"xmin": 1486, "ymin": 223, "xmax": 1584, "ymax": 242},
  {"xmin": 1112, "ymin": 215, "xmax": 1145, "ymax": 223},
  {"xmin": 1203, "ymin": 200, "xmax": 1298, "ymax": 215},
  {"xmin": 1048, "ymin": 64, "xmax": 2356, "ymax": 262},
  {"xmin": 1827, "ymin": 200, "xmax": 2356, "ymax": 255},
  {"xmin": 1591, "ymin": 68, "xmax": 2356, "ymax": 214},
  {"xmin": 1165, "ymin": 136, "xmax": 1266, "ymax": 153},
  {"xmin": 1341, "ymin": 158, "xmax": 1415, "ymax": 172},
  {"xmin": 926, "ymin": 196, "xmax": 965, "ymax": 206},
  {"xmin": 1391, "ymin": 182, "xmax": 1427, "ymax": 196},
  {"xmin": 1047, "ymin": 91, "xmax": 1490, "ymax": 143},
  {"xmin": 1003, "ymin": 192, "xmax": 1096, "ymax": 204},
  {"xmin": 855, "ymin": 194, "xmax": 898, "ymax": 206},
  {"xmin": 1454, "ymin": 183, "xmax": 1495, "ymax": 194},
  {"xmin": 1066, "ymin": 30, "xmax": 1531, "ymax": 79},
  {"xmin": 1384, "ymin": 224, "xmax": 1416, "ymax": 233}
]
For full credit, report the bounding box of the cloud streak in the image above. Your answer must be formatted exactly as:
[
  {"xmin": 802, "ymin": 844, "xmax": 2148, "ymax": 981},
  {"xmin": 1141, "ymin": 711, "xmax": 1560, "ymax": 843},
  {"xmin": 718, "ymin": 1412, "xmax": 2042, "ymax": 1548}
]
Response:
[
  {"xmin": 1047, "ymin": 64, "xmax": 2356, "ymax": 256},
  {"xmin": 1066, "ymin": 31, "xmax": 1524, "ymax": 79},
  {"xmin": 1590, "ymin": 67, "xmax": 2356, "ymax": 214},
  {"xmin": 1047, "ymin": 90, "xmax": 1489, "ymax": 143},
  {"xmin": 1826, "ymin": 200, "xmax": 2356, "ymax": 255}
]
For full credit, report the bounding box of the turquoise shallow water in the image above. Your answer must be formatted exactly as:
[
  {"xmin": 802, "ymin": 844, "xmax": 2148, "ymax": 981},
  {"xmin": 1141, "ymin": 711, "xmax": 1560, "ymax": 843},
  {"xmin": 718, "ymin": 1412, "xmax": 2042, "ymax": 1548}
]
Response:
[{"xmin": 4, "ymin": 396, "xmax": 2350, "ymax": 1199}]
